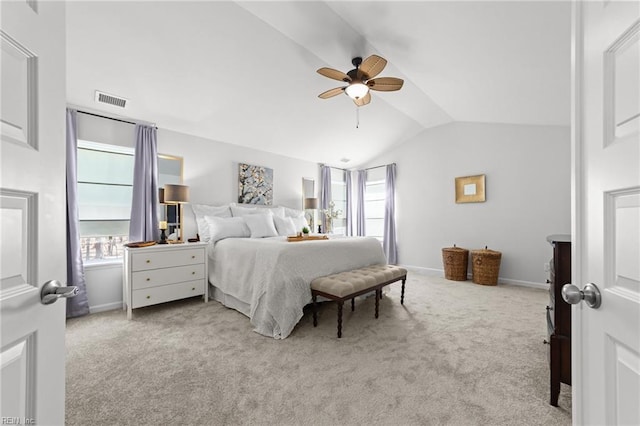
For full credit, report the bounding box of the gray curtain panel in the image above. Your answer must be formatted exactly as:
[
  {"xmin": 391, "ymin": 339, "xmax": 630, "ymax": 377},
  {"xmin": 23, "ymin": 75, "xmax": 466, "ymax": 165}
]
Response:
[
  {"xmin": 383, "ymin": 164, "xmax": 398, "ymax": 264},
  {"xmin": 356, "ymin": 169, "xmax": 366, "ymax": 236},
  {"xmin": 65, "ymin": 109, "xmax": 90, "ymax": 318},
  {"xmin": 129, "ymin": 124, "xmax": 159, "ymax": 242},
  {"xmin": 319, "ymin": 165, "xmax": 332, "ymax": 233},
  {"xmin": 345, "ymin": 170, "xmax": 353, "ymax": 236}
]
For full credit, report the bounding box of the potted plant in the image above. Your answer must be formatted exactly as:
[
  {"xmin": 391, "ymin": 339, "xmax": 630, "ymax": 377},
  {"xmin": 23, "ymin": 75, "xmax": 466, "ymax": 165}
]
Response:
[{"xmin": 302, "ymin": 227, "xmax": 310, "ymax": 237}]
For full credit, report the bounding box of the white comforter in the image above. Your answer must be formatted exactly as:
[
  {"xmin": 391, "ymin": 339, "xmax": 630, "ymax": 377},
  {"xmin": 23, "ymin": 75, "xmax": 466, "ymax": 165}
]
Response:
[{"xmin": 208, "ymin": 236, "xmax": 387, "ymax": 339}]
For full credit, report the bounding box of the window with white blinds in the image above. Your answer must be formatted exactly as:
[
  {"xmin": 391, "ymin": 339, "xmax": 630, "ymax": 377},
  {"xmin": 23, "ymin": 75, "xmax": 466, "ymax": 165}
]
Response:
[
  {"xmin": 330, "ymin": 167, "xmax": 347, "ymax": 235},
  {"xmin": 364, "ymin": 166, "xmax": 386, "ymax": 241},
  {"xmin": 77, "ymin": 140, "xmax": 182, "ymax": 264}
]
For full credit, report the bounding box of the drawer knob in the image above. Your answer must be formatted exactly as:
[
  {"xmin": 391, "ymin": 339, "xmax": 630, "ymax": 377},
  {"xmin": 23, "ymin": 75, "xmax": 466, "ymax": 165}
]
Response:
[
  {"xmin": 146, "ymin": 295, "xmax": 151, "ymax": 299},
  {"xmin": 192, "ymin": 287, "xmax": 195, "ymax": 291},
  {"xmin": 546, "ymin": 279, "xmax": 551, "ymax": 284},
  {"xmin": 543, "ymin": 340, "xmax": 550, "ymax": 345},
  {"xmin": 146, "ymin": 278, "xmax": 150, "ymax": 281},
  {"xmin": 192, "ymin": 271, "xmax": 195, "ymax": 275},
  {"xmin": 192, "ymin": 255, "xmax": 196, "ymax": 259},
  {"xmin": 146, "ymin": 260, "xmax": 151, "ymax": 264}
]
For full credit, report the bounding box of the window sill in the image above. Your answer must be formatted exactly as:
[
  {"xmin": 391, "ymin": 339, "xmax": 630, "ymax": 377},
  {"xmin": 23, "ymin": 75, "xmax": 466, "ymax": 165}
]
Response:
[{"xmin": 84, "ymin": 260, "xmax": 123, "ymax": 270}]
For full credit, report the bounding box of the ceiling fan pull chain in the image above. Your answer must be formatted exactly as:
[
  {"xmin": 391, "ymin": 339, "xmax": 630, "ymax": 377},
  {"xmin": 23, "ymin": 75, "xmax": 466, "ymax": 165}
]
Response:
[{"xmin": 356, "ymin": 107, "xmax": 360, "ymax": 129}]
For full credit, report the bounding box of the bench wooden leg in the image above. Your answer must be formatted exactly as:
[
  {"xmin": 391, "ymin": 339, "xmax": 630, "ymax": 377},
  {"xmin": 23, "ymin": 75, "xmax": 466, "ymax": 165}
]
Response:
[
  {"xmin": 312, "ymin": 294, "xmax": 318, "ymax": 327},
  {"xmin": 337, "ymin": 301, "xmax": 343, "ymax": 338},
  {"xmin": 375, "ymin": 289, "xmax": 380, "ymax": 319},
  {"xmin": 351, "ymin": 298, "xmax": 355, "ymax": 311},
  {"xmin": 401, "ymin": 278, "xmax": 406, "ymax": 305}
]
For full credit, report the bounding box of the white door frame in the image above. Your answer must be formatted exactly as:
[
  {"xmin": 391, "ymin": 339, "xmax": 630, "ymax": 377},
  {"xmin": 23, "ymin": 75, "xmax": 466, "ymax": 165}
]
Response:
[{"xmin": 570, "ymin": 0, "xmax": 585, "ymax": 423}]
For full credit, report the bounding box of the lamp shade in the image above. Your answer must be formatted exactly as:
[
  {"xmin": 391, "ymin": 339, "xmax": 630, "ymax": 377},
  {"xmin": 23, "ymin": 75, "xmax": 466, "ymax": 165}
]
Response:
[
  {"xmin": 345, "ymin": 82, "xmax": 369, "ymax": 100},
  {"xmin": 304, "ymin": 197, "xmax": 318, "ymax": 209},
  {"xmin": 163, "ymin": 184, "xmax": 189, "ymax": 203}
]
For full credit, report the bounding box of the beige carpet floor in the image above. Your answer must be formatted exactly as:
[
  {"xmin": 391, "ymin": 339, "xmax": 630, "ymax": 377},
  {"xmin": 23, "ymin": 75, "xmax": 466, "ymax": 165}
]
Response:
[{"xmin": 65, "ymin": 273, "xmax": 572, "ymax": 425}]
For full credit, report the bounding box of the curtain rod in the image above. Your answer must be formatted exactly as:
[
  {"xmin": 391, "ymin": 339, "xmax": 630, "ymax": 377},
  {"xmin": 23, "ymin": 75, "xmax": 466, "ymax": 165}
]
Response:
[
  {"xmin": 321, "ymin": 163, "xmax": 395, "ymax": 172},
  {"xmin": 75, "ymin": 109, "xmax": 157, "ymax": 129},
  {"xmin": 363, "ymin": 162, "xmax": 395, "ymax": 171}
]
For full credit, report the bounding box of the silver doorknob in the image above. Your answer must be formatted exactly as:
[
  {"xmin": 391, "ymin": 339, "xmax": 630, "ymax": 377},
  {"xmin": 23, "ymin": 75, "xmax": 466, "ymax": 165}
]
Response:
[
  {"xmin": 561, "ymin": 283, "xmax": 601, "ymax": 309},
  {"xmin": 41, "ymin": 280, "xmax": 79, "ymax": 305}
]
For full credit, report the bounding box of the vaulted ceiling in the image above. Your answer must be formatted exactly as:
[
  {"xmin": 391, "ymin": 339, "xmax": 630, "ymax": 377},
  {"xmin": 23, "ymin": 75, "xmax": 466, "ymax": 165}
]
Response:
[{"xmin": 66, "ymin": 1, "xmax": 571, "ymax": 167}]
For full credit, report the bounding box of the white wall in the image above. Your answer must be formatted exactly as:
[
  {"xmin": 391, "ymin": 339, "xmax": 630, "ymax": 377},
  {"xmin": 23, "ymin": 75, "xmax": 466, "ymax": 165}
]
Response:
[
  {"xmin": 157, "ymin": 129, "xmax": 319, "ymax": 239},
  {"xmin": 80, "ymin": 117, "xmax": 318, "ymax": 312},
  {"xmin": 366, "ymin": 121, "xmax": 571, "ymax": 286}
]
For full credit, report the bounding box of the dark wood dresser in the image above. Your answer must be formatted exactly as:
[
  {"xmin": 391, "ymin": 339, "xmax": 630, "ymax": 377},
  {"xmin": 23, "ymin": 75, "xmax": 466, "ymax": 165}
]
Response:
[{"xmin": 545, "ymin": 234, "xmax": 571, "ymax": 406}]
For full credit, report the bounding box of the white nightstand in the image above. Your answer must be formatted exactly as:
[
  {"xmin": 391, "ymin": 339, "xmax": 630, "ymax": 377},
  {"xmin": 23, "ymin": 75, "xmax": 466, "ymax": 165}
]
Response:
[{"xmin": 123, "ymin": 242, "xmax": 208, "ymax": 319}]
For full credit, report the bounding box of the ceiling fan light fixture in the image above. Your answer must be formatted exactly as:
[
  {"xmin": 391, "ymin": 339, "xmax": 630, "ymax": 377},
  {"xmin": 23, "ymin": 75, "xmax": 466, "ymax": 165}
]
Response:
[{"xmin": 345, "ymin": 82, "xmax": 369, "ymax": 100}]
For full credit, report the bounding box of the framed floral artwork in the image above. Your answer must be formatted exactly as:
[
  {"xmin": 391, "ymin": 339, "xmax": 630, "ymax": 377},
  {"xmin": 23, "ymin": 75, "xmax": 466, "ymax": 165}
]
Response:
[{"xmin": 238, "ymin": 163, "xmax": 273, "ymax": 205}]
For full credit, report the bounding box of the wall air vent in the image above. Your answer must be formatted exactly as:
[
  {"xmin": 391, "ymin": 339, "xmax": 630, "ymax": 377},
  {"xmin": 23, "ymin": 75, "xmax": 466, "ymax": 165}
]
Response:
[{"xmin": 94, "ymin": 90, "xmax": 128, "ymax": 108}]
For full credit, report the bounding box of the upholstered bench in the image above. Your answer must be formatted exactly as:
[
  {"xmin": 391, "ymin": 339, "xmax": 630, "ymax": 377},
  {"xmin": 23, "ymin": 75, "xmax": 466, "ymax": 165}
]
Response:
[{"xmin": 310, "ymin": 264, "xmax": 407, "ymax": 338}]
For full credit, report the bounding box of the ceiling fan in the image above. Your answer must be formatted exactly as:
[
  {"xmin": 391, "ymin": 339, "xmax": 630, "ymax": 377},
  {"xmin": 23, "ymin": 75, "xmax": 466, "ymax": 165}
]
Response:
[{"xmin": 317, "ymin": 55, "xmax": 404, "ymax": 107}]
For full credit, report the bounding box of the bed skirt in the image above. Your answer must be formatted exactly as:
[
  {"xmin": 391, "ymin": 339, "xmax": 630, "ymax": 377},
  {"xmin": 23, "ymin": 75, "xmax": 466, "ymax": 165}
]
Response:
[{"xmin": 209, "ymin": 284, "xmax": 251, "ymax": 318}]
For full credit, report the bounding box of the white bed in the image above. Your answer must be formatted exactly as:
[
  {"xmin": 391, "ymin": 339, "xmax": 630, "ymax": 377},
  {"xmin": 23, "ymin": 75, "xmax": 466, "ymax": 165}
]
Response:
[{"xmin": 206, "ymin": 235, "xmax": 386, "ymax": 339}]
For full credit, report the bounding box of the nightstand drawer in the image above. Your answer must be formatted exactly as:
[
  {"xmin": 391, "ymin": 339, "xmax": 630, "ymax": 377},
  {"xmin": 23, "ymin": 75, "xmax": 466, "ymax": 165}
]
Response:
[
  {"xmin": 131, "ymin": 248, "xmax": 205, "ymax": 271},
  {"xmin": 131, "ymin": 280, "xmax": 205, "ymax": 309},
  {"xmin": 131, "ymin": 264, "xmax": 205, "ymax": 290}
]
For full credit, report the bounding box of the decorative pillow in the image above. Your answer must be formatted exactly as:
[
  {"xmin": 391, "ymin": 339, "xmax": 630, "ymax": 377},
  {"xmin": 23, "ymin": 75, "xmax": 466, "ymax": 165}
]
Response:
[
  {"xmin": 273, "ymin": 216, "xmax": 297, "ymax": 236},
  {"xmin": 283, "ymin": 206, "xmax": 305, "ymax": 218},
  {"xmin": 231, "ymin": 203, "xmax": 286, "ymax": 218},
  {"xmin": 290, "ymin": 215, "xmax": 309, "ymax": 232},
  {"xmin": 204, "ymin": 216, "xmax": 250, "ymax": 243},
  {"xmin": 263, "ymin": 206, "xmax": 285, "ymax": 218},
  {"xmin": 230, "ymin": 204, "xmax": 258, "ymax": 217},
  {"xmin": 243, "ymin": 213, "xmax": 278, "ymax": 238},
  {"xmin": 192, "ymin": 204, "xmax": 231, "ymax": 242}
]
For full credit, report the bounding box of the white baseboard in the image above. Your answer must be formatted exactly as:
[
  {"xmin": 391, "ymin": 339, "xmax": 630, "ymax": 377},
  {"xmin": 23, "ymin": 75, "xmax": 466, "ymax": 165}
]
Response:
[
  {"xmin": 499, "ymin": 278, "xmax": 549, "ymax": 290},
  {"xmin": 400, "ymin": 265, "xmax": 444, "ymax": 277},
  {"xmin": 89, "ymin": 301, "xmax": 123, "ymax": 314},
  {"xmin": 399, "ymin": 264, "xmax": 548, "ymax": 290}
]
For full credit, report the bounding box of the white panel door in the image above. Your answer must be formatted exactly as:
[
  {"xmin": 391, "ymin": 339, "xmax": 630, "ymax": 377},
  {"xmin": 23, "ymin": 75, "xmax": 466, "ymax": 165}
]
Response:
[
  {"xmin": 572, "ymin": 1, "xmax": 640, "ymax": 424},
  {"xmin": 0, "ymin": 1, "xmax": 68, "ymax": 425}
]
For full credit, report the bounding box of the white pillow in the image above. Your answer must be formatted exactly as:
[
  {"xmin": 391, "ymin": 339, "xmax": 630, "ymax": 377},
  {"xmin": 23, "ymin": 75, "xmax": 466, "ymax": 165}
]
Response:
[
  {"xmin": 231, "ymin": 203, "xmax": 286, "ymax": 218},
  {"xmin": 273, "ymin": 216, "xmax": 296, "ymax": 236},
  {"xmin": 204, "ymin": 216, "xmax": 250, "ymax": 243},
  {"xmin": 263, "ymin": 206, "xmax": 285, "ymax": 218},
  {"xmin": 192, "ymin": 204, "xmax": 231, "ymax": 218},
  {"xmin": 244, "ymin": 213, "xmax": 278, "ymax": 238},
  {"xmin": 230, "ymin": 204, "xmax": 258, "ymax": 217},
  {"xmin": 192, "ymin": 204, "xmax": 231, "ymax": 242},
  {"xmin": 290, "ymin": 215, "xmax": 309, "ymax": 232},
  {"xmin": 283, "ymin": 206, "xmax": 305, "ymax": 218}
]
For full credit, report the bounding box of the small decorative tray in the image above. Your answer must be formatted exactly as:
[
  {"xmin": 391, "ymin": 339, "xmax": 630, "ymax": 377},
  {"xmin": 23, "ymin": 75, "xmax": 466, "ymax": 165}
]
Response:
[
  {"xmin": 286, "ymin": 235, "xmax": 329, "ymax": 242},
  {"xmin": 124, "ymin": 241, "xmax": 157, "ymax": 248}
]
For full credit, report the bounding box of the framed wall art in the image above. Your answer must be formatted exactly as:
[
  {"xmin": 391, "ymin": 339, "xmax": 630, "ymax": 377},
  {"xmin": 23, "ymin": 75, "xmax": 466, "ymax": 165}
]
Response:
[
  {"xmin": 455, "ymin": 174, "xmax": 486, "ymax": 203},
  {"xmin": 238, "ymin": 163, "xmax": 273, "ymax": 205}
]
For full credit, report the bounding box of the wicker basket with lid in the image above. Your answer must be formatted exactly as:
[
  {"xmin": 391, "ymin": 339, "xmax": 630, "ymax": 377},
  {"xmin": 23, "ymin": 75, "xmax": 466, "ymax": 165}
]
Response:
[
  {"xmin": 471, "ymin": 247, "xmax": 502, "ymax": 286},
  {"xmin": 442, "ymin": 245, "xmax": 469, "ymax": 281}
]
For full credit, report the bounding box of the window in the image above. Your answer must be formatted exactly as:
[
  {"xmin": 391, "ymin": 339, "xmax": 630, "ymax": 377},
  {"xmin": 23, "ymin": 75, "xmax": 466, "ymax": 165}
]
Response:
[
  {"xmin": 77, "ymin": 140, "xmax": 182, "ymax": 264},
  {"xmin": 364, "ymin": 167, "xmax": 386, "ymax": 241},
  {"xmin": 78, "ymin": 141, "xmax": 134, "ymax": 263},
  {"xmin": 330, "ymin": 167, "xmax": 347, "ymax": 235}
]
